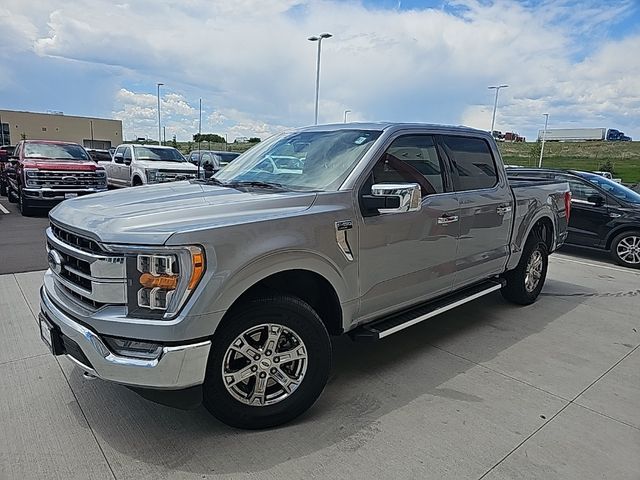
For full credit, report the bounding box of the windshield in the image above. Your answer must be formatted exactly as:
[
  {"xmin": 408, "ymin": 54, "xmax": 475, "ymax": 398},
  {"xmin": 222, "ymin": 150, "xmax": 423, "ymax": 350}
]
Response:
[
  {"xmin": 24, "ymin": 143, "xmax": 90, "ymax": 160},
  {"xmin": 134, "ymin": 146, "xmax": 185, "ymax": 162},
  {"xmin": 580, "ymin": 173, "xmax": 640, "ymax": 205},
  {"xmin": 214, "ymin": 129, "xmax": 382, "ymax": 191}
]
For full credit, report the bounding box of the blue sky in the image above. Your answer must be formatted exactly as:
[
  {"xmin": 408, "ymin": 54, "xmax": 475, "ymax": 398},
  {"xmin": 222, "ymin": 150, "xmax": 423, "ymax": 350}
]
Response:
[{"xmin": 1, "ymin": 0, "xmax": 639, "ymax": 142}]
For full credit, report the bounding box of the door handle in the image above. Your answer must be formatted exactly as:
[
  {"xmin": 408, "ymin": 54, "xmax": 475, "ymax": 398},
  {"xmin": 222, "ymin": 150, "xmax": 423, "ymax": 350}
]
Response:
[
  {"xmin": 437, "ymin": 215, "xmax": 459, "ymax": 225},
  {"xmin": 496, "ymin": 205, "xmax": 512, "ymax": 215},
  {"xmin": 609, "ymin": 212, "xmax": 622, "ymax": 218}
]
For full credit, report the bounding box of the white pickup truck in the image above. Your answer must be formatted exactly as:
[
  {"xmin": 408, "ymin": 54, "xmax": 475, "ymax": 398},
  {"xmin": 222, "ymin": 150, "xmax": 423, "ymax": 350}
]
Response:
[{"xmin": 103, "ymin": 144, "xmax": 198, "ymax": 187}]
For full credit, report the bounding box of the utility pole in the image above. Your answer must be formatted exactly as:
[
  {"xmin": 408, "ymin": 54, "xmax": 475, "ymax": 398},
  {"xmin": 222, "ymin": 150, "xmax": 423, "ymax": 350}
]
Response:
[
  {"xmin": 488, "ymin": 84, "xmax": 508, "ymax": 135},
  {"xmin": 163, "ymin": 126, "xmax": 166, "ymax": 146},
  {"xmin": 90, "ymin": 120, "xmax": 94, "ymax": 148},
  {"xmin": 539, "ymin": 113, "xmax": 549, "ymax": 168},
  {"xmin": 156, "ymin": 83, "xmax": 164, "ymax": 146},
  {"xmin": 198, "ymin": 98, "xmax": 202, "ymax": 178}
]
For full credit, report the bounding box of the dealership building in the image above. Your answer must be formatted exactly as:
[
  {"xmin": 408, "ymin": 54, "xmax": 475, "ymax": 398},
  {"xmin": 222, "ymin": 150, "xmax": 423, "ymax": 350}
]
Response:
[{"xmin": 0, "ymin": 109, "xmax": 122, "ymax": 149}]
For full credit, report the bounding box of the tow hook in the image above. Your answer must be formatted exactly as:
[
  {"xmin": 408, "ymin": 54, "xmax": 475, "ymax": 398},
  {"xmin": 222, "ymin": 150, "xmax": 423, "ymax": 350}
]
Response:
[{"xmin": 83, "ymin": 371, "xmax": 97, "ymax": 380}]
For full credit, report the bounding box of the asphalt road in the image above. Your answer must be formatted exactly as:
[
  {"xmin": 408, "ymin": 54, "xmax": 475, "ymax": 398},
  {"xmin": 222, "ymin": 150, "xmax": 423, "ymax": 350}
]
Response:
[{"xmin": 0, "ymin": 198, "xmax": 49, "ymax": 274}]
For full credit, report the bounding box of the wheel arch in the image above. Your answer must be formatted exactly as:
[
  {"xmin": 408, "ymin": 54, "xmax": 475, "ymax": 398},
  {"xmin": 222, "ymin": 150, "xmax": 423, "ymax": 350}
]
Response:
[{"xmin": 604, "ymin": 224, "xmax": 640, "ymax": 250}]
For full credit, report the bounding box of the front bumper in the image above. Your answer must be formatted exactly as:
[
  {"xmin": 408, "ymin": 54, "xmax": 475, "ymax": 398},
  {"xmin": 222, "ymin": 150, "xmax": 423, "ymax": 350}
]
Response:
[
  {"xmin": 39, "ymin": 286, "xmax": 211, "ymax": 390},
  {"xmin": 23, "ymin": 187, "xmax": 108, "ymax": 207}
]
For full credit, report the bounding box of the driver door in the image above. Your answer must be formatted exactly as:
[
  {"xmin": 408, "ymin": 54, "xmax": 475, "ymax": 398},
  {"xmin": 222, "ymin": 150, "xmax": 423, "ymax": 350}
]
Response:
[{"xmin": 357, "ymin": 134, "xmax": 460, "ymax": 321}]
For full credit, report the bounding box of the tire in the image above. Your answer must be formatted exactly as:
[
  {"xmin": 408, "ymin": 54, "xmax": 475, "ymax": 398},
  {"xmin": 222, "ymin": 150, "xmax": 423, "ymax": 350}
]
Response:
[
  {"xmin": 0, "ymin": 179, "xmax": 6, "ymax": 197},
  {"xmin": 18, "ymin": 189, "xmax": 35, "ymax": 216},
  {"xmin": 132, "ymin": 177, "xmax": 143, "ymax": 186},
  {"xmin": 610, "ymin": 230, "xmax": 640, "ymax": 269},
  {"xmin": 7, "ymin": 186, "xmax": 17, "ymax": 203},
  {"xmin": 203, "ymin": 295, "xmax": 331, "ymax": 429},
  {"xmin": 502, "ymin": 234, "xmax": 548, "ymax": 305}
]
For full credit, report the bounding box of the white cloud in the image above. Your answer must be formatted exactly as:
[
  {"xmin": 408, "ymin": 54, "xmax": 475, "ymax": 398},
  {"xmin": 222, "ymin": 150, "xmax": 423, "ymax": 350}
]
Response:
[{"xmin": 1, "ymin": 0, "xmax": 639, "ymax": 140}]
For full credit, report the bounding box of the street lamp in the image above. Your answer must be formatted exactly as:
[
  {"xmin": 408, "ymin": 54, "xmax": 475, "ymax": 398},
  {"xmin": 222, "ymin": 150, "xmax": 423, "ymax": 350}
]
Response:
[
  {"xmin": 308, "ymin": 32, "xmax": 332, "ymax": 125},
  {"xmin": 156, "ymin": 83, "xmax": 164, "ymax": 146},
  {"xmin": 488, "ymin": 84, "xmax": 508, "ymax": 135},
  {"xmin": 539, "ymin": 113, "xmax": 549, "ymax": 168},
  {"xmin": 343, "ymin": 109, "xmax": 351, "ymax": 123}
]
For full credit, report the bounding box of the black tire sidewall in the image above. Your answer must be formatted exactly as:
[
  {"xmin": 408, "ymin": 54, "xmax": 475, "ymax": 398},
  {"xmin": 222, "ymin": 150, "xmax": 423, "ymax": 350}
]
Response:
[
  {"xmin": 203, "ymin": 295, "xmax": 331, "ymax": 429},
  {"xmin": 503, "ymin": 236, "xmax": 548, "ymax": 305},
  {"xmin": 611, "ymin": 231, "xmax": 640, "ymax": 269}
]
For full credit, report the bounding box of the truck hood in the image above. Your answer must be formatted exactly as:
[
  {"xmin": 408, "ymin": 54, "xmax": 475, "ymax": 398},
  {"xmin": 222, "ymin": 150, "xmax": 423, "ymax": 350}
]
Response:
[
  {"xmin": 49, "ymin": 181, "xmax": 317, "ymax": 245},
  {"xmin": 135, "ymin": 160, "xmax": 198, "ymax": 171},
  {"xmin": 22, "ymin": 159, "xmax": 100, "ymax": 171}
]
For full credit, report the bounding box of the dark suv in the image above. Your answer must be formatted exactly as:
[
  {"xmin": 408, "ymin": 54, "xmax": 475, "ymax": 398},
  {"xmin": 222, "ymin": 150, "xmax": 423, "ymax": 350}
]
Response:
[
  {"xmin": 0, "ymin": 145, "xmax": 16, "ymax": 196},
  {"xmin": 507, "ymin": 168, "xmax": 640, "ymax": 268}
]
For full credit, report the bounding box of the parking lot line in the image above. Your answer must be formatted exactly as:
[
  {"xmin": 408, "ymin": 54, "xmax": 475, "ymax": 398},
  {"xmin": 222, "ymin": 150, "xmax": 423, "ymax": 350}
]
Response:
[
  {"xmin": 0, "ymin": 202, "xmax": 9, "ymax": 214},
  {"xmin": 553, "ymin": 254, "xmax": 640, "ymax": 275}
]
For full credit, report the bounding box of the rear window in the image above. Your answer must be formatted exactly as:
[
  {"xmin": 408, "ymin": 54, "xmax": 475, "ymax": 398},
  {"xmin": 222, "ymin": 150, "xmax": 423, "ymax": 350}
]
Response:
[
  {"xmin": 24, "ymin": 143, "xmax": 89, "ymax": 160},
  {"xmin": 443, "ymin": 136, "xmax": 498, "ymax": 191}
]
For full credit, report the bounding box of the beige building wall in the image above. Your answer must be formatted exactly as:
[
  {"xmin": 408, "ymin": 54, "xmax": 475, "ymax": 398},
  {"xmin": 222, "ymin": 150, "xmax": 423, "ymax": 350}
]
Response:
[{"xmin": 0, "ymin": 109, "xmax": 122, "ymax": 149}]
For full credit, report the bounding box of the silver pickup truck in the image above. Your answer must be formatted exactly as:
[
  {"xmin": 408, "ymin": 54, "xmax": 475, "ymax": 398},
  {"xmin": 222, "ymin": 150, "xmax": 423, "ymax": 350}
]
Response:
[{"xmin": 39, "ymin": 123, "xmax": 570, "ymax": 429}]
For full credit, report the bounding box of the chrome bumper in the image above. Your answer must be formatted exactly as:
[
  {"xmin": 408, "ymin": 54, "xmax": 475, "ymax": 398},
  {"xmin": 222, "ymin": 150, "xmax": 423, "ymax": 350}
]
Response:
[
  {"xmin": 40, "ymin": 286, "xmax": 211, "ymax": 389},
  {"xmin": 24, "ymin": 187, "xmax": 107, "ymax": 200}
]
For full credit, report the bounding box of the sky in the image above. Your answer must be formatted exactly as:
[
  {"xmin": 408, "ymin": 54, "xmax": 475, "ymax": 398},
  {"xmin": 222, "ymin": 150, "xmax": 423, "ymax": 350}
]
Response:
[{"xmin": 0, "ymin": 0, "xmax": 639, "ymax": 142}]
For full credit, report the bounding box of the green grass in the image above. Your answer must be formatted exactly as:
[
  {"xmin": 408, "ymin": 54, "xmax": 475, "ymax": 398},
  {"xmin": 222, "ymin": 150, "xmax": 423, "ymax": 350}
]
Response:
[{"xmin": 498, "ymin": 141, "xmax": 640, "ymax": 184}]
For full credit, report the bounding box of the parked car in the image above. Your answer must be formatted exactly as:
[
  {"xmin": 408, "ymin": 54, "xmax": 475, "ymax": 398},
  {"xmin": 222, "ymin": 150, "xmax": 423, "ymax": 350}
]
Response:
[
  {"xmin": 4, "ymin": 140, "xmax": 107, "ymax": 216},
  {"xmin": 39, "ymin": 123, "xmax": 570, "ymax": 429},
  {"xmin": 507, "ymin": 167, "xmax": 640, "ymax": 268},
  {"xmin": 0, "ymin": 144, "xmax": 16, "ymax": 196},
  {"xmin": 86, "ymin": 148, "xmax": 113, "ymax": 163},
  {"xmin": 187, "ymin": 150, "xmax": 241, "ymax": 178},
  {"xmin": 103, "ymin": 144, "xmax": 198, "ymax": 187}
]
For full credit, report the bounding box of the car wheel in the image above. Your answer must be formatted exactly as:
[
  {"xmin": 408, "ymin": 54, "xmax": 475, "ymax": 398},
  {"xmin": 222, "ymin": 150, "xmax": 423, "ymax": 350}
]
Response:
[
  {"xmin": 502, "ymin": 234, "xmax": 548, "ymax": 305},
  {"xmin": 7, "ymin": 185, "xmax": 17, "ymax": 203},
  {"xmin": 18, "ymin": 188, "xmax": 35, "ymax": 216},
  {"xmin": 0, "ymin": 179, "xmax": 6, "ymax": 197},
  {"xmin": 610, "ymin": 231, "xmax": 640, "ymax": 269},
  {"xmin": 203, "ymin": 295, "xmax": 331, "ymax": 429}
]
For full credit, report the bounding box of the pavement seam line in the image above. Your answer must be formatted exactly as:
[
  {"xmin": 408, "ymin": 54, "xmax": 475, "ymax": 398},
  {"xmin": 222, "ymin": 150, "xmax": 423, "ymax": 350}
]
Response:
[
  {"xmin": 0, "ymin": 352, "xmax": 49, "ymax": 367},
  {"xmin": 570, "ymin": 402, "xmax": 640, "ymax": 432},
  {"xmin": 477, "ymin": 343, "xmax": 640, "ymax": 480},
  {"xmin": 14, "ymin": 274, "xmax": 119, "ymax": 480}
]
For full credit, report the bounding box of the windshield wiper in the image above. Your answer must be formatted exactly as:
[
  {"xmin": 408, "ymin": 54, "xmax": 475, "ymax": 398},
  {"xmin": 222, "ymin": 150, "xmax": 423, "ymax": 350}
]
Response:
[{"xmin": 225, "ymin": 180, "xmax": 289, "ymax": 191}]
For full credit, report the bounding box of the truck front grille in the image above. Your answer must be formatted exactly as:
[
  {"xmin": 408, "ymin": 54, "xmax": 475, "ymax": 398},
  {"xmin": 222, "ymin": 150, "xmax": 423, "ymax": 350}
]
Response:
[
  {"xmin": 158, "ymin": 169, "xmax": 197, "ymax": 182},
  {"xmin": 47, "ymin": 224, "xmax": 126, "ymax": 310},
  {"xmin": 28, "ymin": 170, "xmax": 106, "ymax": 189}
]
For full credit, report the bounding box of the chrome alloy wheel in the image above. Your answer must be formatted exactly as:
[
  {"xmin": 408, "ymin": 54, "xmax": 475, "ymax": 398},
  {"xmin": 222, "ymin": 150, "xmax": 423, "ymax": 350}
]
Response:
[
  {"xmin": 616, "ymin": 235, "xmax": 640, "ymax": 265},
  {"xmin": 524, "ymin": 249, "xmax": 544, "ymax": 293},
  {"xmin": 222, "ymin": 323, "xmax": 308, "ymax": 406}
]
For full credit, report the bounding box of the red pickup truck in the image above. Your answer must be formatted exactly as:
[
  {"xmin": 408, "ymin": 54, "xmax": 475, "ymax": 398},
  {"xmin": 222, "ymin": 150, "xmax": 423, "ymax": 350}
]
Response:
[{"xmin": 4, "ymin": 140, "xmax": 108, "ymax": 216}]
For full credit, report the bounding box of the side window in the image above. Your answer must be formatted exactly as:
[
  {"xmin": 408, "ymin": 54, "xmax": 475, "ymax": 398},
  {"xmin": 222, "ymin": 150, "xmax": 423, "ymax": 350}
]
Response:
[
  {"xmin": 443, "ymin": 136, "xmax": 498, "ymax": 191},
  {"xmin": 372, "ymin": 135, "xmax": 445, "ymax": 195},
  {"xmin": 566, "ymin": 178, "xmax": 600, "ymax": 202},
  {"xmin": 114, "ymin": 146, "xmax": 125, "ymax": 157},
  {"xmin": 123, "ymin": 147, "xmax": 132, "ymax": 161},
  {"xmin": 201, "ymin": 152, "xmax": 213, "ymax": 170}
]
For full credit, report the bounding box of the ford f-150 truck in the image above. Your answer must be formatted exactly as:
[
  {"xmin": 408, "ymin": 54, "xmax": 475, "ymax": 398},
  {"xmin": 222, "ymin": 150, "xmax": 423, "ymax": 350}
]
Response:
[
  {"xmin": 39, "ymin": 123, "xmax": 570, "ymax": 429},
  {"xmin": 102, "ymin": 144, "xmax": 198, "ymax": 187},
  {"xmin": 5, "ymin": 140, "xmax": 107, "ymax": 216}
]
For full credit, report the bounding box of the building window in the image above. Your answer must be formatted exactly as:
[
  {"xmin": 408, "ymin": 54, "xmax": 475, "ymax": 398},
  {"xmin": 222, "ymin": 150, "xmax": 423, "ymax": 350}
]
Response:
[{"xmin": 42, "ymin": 127, "xmax": 47, "ymax": 132}]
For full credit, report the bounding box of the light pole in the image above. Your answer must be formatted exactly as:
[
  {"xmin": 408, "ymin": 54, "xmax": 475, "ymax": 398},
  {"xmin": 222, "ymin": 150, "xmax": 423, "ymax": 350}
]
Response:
[
  {"xmin": 488, "ymin": 84, "xmax": 508, "ymax": 135},
  {"xmin": 343, "ymin": 109, "xmax": 351, "ymax": 123},
  {"xmin": 539, "ymin": 113, "xmax": 549, "ymax": 168},
  {"xmin": 156, "ymin": 83, "xmax": 164, "ymax": 146},
  {"xmin": 198, "ymin": 98, "xmax": 202, "ymax": 178},
  {"xmin": 308, "ymin": 32, "xmax": 332, "ymax": 125}
]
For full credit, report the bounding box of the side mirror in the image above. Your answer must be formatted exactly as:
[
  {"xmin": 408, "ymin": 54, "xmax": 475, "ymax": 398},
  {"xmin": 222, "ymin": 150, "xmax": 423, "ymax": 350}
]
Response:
[
  {"xmin": 364, "ymin": 183, "xmax": 422, "ymax": 214},
  {"xmin": 587, "ymin": 194, "xmax": 605, "ymax": 207},
  {"xmin": 114, "ymin": 153, "xmax": 124, "ymax": 164}
]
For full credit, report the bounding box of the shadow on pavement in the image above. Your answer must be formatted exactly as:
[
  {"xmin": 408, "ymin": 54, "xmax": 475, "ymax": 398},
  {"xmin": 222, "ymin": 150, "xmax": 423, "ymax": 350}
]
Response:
[{"xmin": 62, "ymin": 283, "xmax": 589, "ymax": 477}]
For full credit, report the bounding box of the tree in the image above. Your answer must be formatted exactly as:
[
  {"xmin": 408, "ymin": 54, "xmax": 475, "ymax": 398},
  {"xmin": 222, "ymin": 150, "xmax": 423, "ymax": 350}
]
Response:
[
  {"xmin": 248, "ymin": 137, "xmax": 261, "ymax": 143},
  {"xmin": 598, "ymin": 159, "xmax": 615, "ymax": 174},
  {"xmin": 193, "ymin": 133, "xmax": 225, "ymax": 143}
]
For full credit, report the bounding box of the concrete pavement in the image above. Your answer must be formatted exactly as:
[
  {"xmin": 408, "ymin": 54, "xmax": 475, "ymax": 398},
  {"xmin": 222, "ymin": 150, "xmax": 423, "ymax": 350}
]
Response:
[{"xmin": 0, "ymin": 254, "xmax": 638, "ymax": 479}]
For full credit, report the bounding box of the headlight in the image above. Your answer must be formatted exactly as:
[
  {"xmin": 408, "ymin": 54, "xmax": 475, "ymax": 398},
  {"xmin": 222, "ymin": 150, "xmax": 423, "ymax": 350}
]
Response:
[
  {"xmin": 25, "ymin": 169, "xmax": 39, "ymax": 178},
  {"xmin": 107, "ymin": 245, "xmax": 204, "ymax": 319},
  {"xmin": 146, "ymin": 169, "xmax": 158, "ymax": 183}
]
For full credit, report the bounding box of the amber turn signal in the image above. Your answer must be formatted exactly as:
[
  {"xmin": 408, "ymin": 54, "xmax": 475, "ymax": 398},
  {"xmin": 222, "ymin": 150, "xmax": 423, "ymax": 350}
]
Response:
[
  {"xmin": 188, "ymin": 251, "xmax": 205, "ymax": 290},
  {"xmin": 139, "ymin": 273, "xmax": 178, "ymax": 289}
]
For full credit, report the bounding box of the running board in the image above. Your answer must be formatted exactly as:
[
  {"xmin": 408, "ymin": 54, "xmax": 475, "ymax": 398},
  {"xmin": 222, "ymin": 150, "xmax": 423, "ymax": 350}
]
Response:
[{"xmin": 350, "ymin": 279, "xmax": 505, "ymax": 342}]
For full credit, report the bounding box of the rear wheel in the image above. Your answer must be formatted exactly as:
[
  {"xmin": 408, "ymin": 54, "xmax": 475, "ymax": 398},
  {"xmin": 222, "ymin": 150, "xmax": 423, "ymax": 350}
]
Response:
[
  {"xmin": 203, "ymin": 295, "xmax": 331, "ymax": 429},
  {"xmin": 502, "ymin": 234, "xmax": 548, "ymax": 305},
  {"xmin": 610, "ymin": 231, "xmax": 640, "ymax": 269}
]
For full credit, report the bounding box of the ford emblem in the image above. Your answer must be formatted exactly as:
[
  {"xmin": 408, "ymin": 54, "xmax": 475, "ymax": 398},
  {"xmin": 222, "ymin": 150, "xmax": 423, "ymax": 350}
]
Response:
[
  {"xmin": 62, "ymin": 176, "xmax": 77, "ymax": 184},
  {"xmin": 48, "ymin": 250, "xmax": 63, "ymax": 275}
]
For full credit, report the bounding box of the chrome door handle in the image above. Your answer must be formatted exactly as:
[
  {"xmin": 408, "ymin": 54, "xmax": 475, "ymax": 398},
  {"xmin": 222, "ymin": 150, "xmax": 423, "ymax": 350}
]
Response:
[
  {"xmin": 437, "ymin": 215, "xmax": 459, "ymax": 225},
  {"xmin": 496, "ymin": 205, "xmax": 512, "ymax": 215},
  {"xmin": 609, "ymin": 212, "xmax": 622, "ymax": 218}
]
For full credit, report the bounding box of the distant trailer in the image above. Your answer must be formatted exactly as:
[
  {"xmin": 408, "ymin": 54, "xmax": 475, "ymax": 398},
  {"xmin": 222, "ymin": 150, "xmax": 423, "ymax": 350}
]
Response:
[{"xmin": 537, "ymin": 128, "xmax": 606, "ymax": 142}]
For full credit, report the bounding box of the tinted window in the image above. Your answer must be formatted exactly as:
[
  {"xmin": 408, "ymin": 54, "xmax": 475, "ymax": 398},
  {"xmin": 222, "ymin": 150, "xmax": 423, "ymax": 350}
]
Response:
[
  {"xmin": 566, "ymin": 178, "xmax": 600, "ymax": 202},
  {"xmin": 443, "ymin": 136, "xmax": 498, "ymax": 191},
  {"xmin": 372, "ymin": 135, "xmax": 445, "ymax": 194},
  {"xmin": 580, "ymin": 173, "xmax": 640, "ymax": 205}
]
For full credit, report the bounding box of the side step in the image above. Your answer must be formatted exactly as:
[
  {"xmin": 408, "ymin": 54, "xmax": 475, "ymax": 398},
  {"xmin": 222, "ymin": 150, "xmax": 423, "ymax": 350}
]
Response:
[{"xmin": 350, "ymin": 279, "xmax": 505, "ymax": 342}]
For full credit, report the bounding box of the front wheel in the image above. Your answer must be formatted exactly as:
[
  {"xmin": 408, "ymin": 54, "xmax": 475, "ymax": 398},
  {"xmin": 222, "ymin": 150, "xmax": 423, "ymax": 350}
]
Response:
[
  {"xmin": 610, "ymin": 231, "xmax": 640, "ymax": 269},
  {"xmin": 18, "ymin": 188, "xmax": 35, "ymax": 216},
  {"xmin": 203, "ymin": 295, "xmax": 331, "ymax": 429},
  {"xmin": 502, "ymin": 235, "xmax": 548, "ymax": 305}
]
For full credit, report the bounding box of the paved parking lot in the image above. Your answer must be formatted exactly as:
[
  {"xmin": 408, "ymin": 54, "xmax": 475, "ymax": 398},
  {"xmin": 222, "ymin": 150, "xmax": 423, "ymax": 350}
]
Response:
[
  {"xmin": 0, "ymin": 199, "xmax": 49, "ymax": 274},
  {"xmin": 1, "ymin": 244, "xmax": 638, "ymax": 478}
]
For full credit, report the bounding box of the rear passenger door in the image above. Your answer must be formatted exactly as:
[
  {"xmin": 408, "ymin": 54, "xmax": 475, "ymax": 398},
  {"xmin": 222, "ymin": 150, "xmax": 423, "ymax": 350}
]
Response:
[
  {"xmin": 561, "ymin": 176, "xmax": 611, "ymax": 247},
  {"xmin": 441, "ymin": 135, "xmax": 513, "ymax": 289}
]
